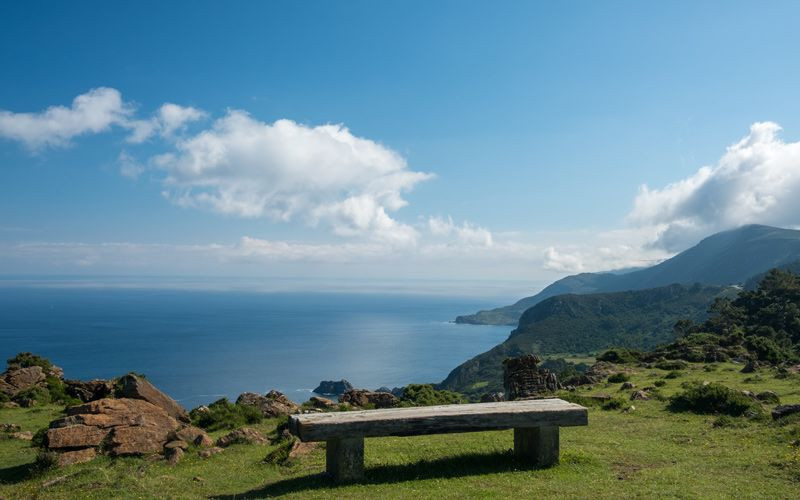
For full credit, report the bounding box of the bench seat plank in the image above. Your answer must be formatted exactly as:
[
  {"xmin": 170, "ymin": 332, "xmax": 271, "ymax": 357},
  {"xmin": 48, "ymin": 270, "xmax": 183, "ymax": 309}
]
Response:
[{"xmin": 289, "ymin": 398, "xmax": 588, "ymax": 442}]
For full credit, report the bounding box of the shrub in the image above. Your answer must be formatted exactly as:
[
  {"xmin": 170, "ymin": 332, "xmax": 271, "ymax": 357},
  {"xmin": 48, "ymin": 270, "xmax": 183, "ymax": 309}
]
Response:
[
  {"xmin": 668, "ymin": 382, "xmax": 761, "ymax": 417},
  {"xmin": 7, "ymin": 352, "xmax": 53, "ymax": 370},
  {"xmin": 190, "ymin": 398, "xmax": 263, "ymax": 431},
  {"xmin": 745, "ymin": 336, "xmax": 795, "ymax": 364},
  {"xmin": 597, "ymin": 348, "xmax": 641, "ymax": 364},
  {"xmin": 654, "ymin": 380, "xmax": 666, "ymax": 387},
  {"xmin": 400, "ymin": 384, "xmax": 465, "ymax": 407},
  {"xmin": 664, "ymin": 371, "xmax": 682, "ymax": 379},
  {"xmin": 601, "ymin": 397, "xmax": 626, "ymax": 410},
  {"xmin": 45, "ymin": 376, "xmax": 80, "ymax": 406},
  {"xmin": 607, "ymin": 373, "xmax": 630, "ymax": 383},
  {"xmin": 656, "ymin": 360, "xmax": 688, "ymax": 371},
  {"xmin": 15, "ymin": 386, "xmax": 51, "ymax": 406}
]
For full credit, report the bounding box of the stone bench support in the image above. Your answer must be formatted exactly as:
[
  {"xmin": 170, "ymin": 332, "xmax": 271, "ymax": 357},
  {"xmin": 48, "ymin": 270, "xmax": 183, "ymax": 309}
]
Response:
[{"xmin": 289, "ymin": 398, "xmax": 587, "ymax": 482}]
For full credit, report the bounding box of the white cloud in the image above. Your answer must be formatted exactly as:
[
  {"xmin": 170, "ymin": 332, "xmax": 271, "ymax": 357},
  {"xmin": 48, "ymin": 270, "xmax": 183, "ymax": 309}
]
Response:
[
  {"xmin": 157, "ymin": 103, "xmax": 206, "ymax": 136},
  {"xmin": 0, "ymin": 88, "xmax": 134, "ymax": 149},
  {"xmin": 427, "ymin": 216, "xmax": 493, "ymax": 247},
  {"xmin": 629, "ymin": 122, "xmax": 800, "ymax": 251},
  {"xmin": 154, "ymin": 111, "xmax": 432, "ymax": 244}
]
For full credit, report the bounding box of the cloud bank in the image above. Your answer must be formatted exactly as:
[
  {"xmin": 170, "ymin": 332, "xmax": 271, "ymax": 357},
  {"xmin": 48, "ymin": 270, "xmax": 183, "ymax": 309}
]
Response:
[{"xmin": 629, "ymin": 122, "xmax": 800, "ymax": 251}]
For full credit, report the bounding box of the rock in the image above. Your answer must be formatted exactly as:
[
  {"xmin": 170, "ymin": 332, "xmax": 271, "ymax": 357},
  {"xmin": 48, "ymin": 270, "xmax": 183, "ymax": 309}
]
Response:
[
  {"xmin": 236, "ymin": 390, "xmax": 300, "ymax": 417},
  {"xmin": 620, "ymin": 382, "xmax": 636, "ymax": 390},
  {"xmin": 166, "ymin": 446, "xmax": 184, "ymax": 465},
  {"xmin": 164, "ymin": 439, "xmax": 189, "ymax": 450},
  {"xmin": 55, "ymin": 448, "xmax": 97, "ymax": 467},
  {"xmin": 216, "ymin": 427, "xmax": 269, "ymax": 447},
  {"xmin": 623, "ymin": 405, "xmax": 636, "ymax": 413},
  {"xmin": 313, "ymin": 380, "xmax": 353, "ymax": 396},
  {"xmin": 741, "ymin": 390, "xmax": 756, "ymax": 399},
  {"xmin": 502, "ymin": 355, "xmax": 559, "ymax": 400},
  {"xmin": 630, "ymin": 391, "xmax": 650, "ymax": 401},
  {"xmin": 340, "ymin": 389, "xmax": 399, "ymax": 409},
  {"xmin": 1, "ymin": 402, "xmax": 19, "ymax": 408},
  {"xmin": 173, "ymin": 425, "xmax": 213, "ymax": 448},
  {"xmin": 741, "ymin": 359, "xmax": 759, "ymax": 373},
  {"xmin": 116, "ymin": 374, "xmax": 190, "ymax": 423},
  {"xmin": 288, "ymin": 440, "xmax": 320, "ymax": 460},
  {"xmin": 10, "ymin": 431, "xmax": 33, "ymax": 441},
  {"xmin": 198, "ymin": 446, "xmax": 224, "ymax": 458},
  {"xmin": 480, "ymin": 392, "xmax": 505, "ymax": 403},
  {"xmin": 192, "ymin": 476, "xmax": 204, "ymax": 482},
  {"xmin": 308, "ymin": 396, "xmax": 336, "ymax": 409},
  {"xmin": 111, "ymin": 425, "xmax": 175, "ymax": 455},
  {"xmin": 46, "ymin": 425, "xmax": 109, "ymax": 449},
  {"xmin": 756, "ymin": 391, "xmax": 780, "ymax": 404},
  {"xmin": 0, "ymin": 365, "xmax": 46, "ymax": 397},
  {"xmin": 56, "ymin": 398, "xmax": 180, "ymax": 431},
  {"xmin": 1, "ymin": 423, "xmax": 21, "ymax": 433},
  {"xmin": 772, "ymin": 404, "xmax": 800, "ymax": 420},
  {"xmin": 563, "ymin": 361, "xmax": 619, "ymax": 386},
  {"xmin": 65, "ymin": 379, "xmax": 114, "ymax": 403},
  {"xmin": 375, "ymin": 386, "xmax": 392, "ymax": 393},
  {"xmin": 18, "ymin": 397, "xmax": 37, "ymax": 408}
]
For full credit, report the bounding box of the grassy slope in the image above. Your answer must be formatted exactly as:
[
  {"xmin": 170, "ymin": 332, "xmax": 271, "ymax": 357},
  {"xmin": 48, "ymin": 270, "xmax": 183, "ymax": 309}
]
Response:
[{"xmin": 2, "ymin": 363, "xmax": 800, "ymax": 499}]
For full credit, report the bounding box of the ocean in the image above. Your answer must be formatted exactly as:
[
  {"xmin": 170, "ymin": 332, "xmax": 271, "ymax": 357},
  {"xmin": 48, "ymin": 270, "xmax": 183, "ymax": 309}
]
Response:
[{"xmin": 0, "ymin": 280, "xmax": 515, "ymax": 408}]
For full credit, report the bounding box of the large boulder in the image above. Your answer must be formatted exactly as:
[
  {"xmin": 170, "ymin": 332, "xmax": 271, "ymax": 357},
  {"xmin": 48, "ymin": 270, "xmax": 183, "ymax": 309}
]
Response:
[
  {"xmin": 313, "ymin": 380, "xmax": 353, "ymax": 396},
  {"xmin": 236, "ymin": 390, "xmax": 300, "ymax": 417},
  {"xmin": 340, "ymin": 389, "xmax": 399, "ymax": 409},
  {"xmin": 0, "ymin": 365, "xmax": 46, "ymax": 397},
  {"xmin": 116, "ymin": 374, "xmax": 190, "ymax": 423},
  {"xmin": 216, "ymin": 427, "xmax": 268, "ymax": 447},
  {"xmin": 45, "ymin": 397, "xmax": 182, "ymax": 460}
]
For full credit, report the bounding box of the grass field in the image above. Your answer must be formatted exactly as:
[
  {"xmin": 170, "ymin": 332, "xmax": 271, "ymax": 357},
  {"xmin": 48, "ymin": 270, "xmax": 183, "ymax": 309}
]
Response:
[{"xmin": 2, "ymin": 362, "xmax": 799, "ymax": 499}]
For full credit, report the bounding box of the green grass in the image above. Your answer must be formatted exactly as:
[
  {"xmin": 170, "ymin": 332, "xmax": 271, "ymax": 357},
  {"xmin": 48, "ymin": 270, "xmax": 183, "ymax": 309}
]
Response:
[{"xmin": 2, "ymin": 362, "xmax": 800, "ymax": 498}]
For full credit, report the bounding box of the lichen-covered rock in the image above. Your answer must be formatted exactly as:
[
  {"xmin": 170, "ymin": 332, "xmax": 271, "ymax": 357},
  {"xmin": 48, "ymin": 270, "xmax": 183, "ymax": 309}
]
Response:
[
  {"xmin": 46, "ymin": 425, "xmax": 108, "ymax": 449},
  {"xmin": 0, "ymin": 365, "xmax": 46, "ymax": 397},
  {"xmin": 116, "ymin": 374, "xmax": 190, "ymax": 423},
  {"xmin": 236, "ymin": 390, "xmax": 300, "ymax": 417},
  {"xmin": 55, "ymin": 447, "xmax": 97, "ymax": 466},
  {"xmin": 308, "ymin": 396, "xmax": 336, "ymax": 409},
  {"xmin": 10, "ymin": 431, "xmax": 33, "ymax": 441},
  {"xmin": 173, "ymin": 425, "xmax": 213, "ymax": 448},
  {"xmin": 216, "ymin": 427, "xmax": 268, "ymax": 447},
  {"xmin": 340, "ymin": 389, "xmax": 399, "ymax": 409},
  {"xmin": 165, "ymin": 446, "xmax": 184, "ymax": 465},
  {"xmin": 630, "ymin": 390, "xmax": 650, "ymax": 401},
  {"xmin": 313, "ymin": 380, "xmax": 353, "ymax": 395}
]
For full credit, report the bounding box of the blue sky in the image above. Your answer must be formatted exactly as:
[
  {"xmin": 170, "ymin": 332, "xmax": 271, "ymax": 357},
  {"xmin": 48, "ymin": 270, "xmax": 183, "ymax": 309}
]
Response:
[{"xmin": 2, "ymin": 1, "xmax": 800, "ymax": 288}]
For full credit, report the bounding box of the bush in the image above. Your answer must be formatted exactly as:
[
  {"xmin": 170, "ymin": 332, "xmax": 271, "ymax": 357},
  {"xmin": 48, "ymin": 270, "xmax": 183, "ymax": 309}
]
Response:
[
  {"xmin": 664, "ymin": 371, "xmax": 682, "ymax": 379},
  {"xmin": 601, "ymin": 397, "xmax": 626, "ymax": 410},
  {"xmin": 45, "ymin": 376, "xmax": 80, "ymax": 406},
  {"xmin": 190, "ymin": 398, "xmax": 263, "ymax": 431},
  {"xmin": 668, "ymin": 382, "xmax": 761, "ymax": 417},
  {"xmin": 745, "ymin": 336, "xmax": 795, "ymax": 364},
  {"xmin": 400, "ymin": 384, "xmax": 465, "ymax": 407},
  {"xmin": 656, "ymin": 360, "xmax": 689, "ymax": 371},
  {"xmin": 597, "ymin": 348, "xmax": 641, "ymax": 364},
  {"xmin": 607, "ymin": 373, "xmax": 630, "ymax": 383},
  {"xmin": 654, "ymin": 380, "xmax": 666, "ymax": 387},
  {"xmin": 7, "ymin": 352, "xmax": 53, "ymax": 370}
]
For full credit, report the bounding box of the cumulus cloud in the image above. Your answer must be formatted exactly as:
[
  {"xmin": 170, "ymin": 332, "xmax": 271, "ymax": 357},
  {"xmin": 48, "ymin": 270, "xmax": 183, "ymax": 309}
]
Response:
[
  {"xmin": 154, "ymin": 111, "xmax": 432, "ymax": 244},
  {"xmin": 0, "ymin": 88, "xmax": 134, "ymax": 149},
  {"xmin": 629, "ymin": 122, "xmax": 800, "ymax": 251},
  {"xmin": 0, "ymin": 88, "xmax": 205, "ymax": 148},
  {"xmin": 427, "ymin": 216, "xmax": 493, "ymax": 247}
]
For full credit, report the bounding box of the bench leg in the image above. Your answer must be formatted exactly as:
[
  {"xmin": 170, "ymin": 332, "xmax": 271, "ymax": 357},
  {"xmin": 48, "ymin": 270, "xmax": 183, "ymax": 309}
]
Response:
[
  {"xmin": 514, "ymin": 426, "xmax": 559, "ymax": 467},
  {"xmin": 326, "ymin": 436, "xmax": 364, "ymax": 482}
]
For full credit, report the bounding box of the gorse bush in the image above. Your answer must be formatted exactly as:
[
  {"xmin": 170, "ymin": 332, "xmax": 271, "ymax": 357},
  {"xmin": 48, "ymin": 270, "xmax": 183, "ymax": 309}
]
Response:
[
  {"xmin": 668, "ymin": 382, "xmax": 761, "ymax": 417},
  {"xmin": 190, "ymin": 398, "xmax": 263, "ymax": 431},
  {"xmin": 7, "ymin": 352, "xmax": 53, "ymax": 370}
]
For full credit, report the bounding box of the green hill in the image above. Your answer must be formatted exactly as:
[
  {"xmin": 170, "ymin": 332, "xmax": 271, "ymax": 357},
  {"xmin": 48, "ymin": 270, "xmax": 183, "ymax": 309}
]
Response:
[
  {"xmin": 441, "ymin": 283, "xmax": 734, "ymax": 395},
  {"xmin": 456, "ymin": 224, "xmax": 800, "ymax": 325}
]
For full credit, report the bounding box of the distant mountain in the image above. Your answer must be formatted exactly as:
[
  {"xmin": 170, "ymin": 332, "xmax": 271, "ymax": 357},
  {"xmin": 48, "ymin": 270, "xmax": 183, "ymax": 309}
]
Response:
[
  {"xmin": 456, "ymin": 225, "xmax": 800, "ymax": 325},
  {"xmin": 441, "ymin": 283, "xmax": 735, "ymax": 396}
]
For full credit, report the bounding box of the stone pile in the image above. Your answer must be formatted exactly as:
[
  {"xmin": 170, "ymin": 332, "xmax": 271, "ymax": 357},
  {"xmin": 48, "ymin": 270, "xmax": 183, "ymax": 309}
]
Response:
[{"xmin": 502, "ymin": 355, "xmax": 559, "ymax": 400}]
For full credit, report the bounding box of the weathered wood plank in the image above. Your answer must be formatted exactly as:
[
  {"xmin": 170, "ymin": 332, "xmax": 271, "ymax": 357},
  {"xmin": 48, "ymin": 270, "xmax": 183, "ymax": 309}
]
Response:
[{"xmin": 289, "ymin": 398, "xmax": 588, "ymax": 442}]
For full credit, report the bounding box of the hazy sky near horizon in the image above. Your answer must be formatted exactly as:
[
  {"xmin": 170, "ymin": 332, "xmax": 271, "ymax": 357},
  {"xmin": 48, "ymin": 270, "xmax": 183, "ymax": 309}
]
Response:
[{"xmin": 3, "ymin": 1, "xmax": 800, "ymax": 288}]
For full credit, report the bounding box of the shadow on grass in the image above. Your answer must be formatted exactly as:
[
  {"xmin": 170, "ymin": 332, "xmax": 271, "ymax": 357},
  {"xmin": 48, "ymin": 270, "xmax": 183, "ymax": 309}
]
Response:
[
  {"xmin": 0, "ymin": 461, "xmax": 38, "ymax": 484},
  {"xmin": 213, "ymin": 450, "xmax": 549, "ymax": 498}
]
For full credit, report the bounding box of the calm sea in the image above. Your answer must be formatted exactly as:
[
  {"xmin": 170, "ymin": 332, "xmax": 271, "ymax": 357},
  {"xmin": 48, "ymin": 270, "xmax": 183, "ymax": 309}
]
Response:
[{"xmin": 0, "ymin": 281, "xmax": 514, "ymax": 408}]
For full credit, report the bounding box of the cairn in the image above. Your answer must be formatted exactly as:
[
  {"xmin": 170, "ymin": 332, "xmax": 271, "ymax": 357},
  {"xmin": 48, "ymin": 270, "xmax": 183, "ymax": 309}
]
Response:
[{"xmin": 502, "ymin": 354, "xmax": 559, "ymax": 400}]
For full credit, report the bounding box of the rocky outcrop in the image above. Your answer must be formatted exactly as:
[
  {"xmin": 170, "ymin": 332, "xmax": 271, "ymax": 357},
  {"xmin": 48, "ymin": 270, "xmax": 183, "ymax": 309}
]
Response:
[
  {"xmin": 216, "ymin": 427, "xmax": 268, "ymax": 447},
  {"xmin": 116, "ymin": 374, "xmax": 190, "ymax": 423},
  {"xmin": 313, "ymin": 380, "xmax": 353, "ymax": 396},
  {"xmin": 755, "ymin": 391, "xmax": 780, "ymax": 404},
  {"xmin": 772, "ymin": 404, "xmax": 800, "ymax": 420},
  {"xmin": 308, "ymin": 396, "xmax": 337, "ymax": 409},
  {"xmin": 0, "ymin": 366, "xmax": 46, "ymax": 397},
  {"xmin": 340, "ymin": 389, "xmax": 399, "ymax": 409},
  {"xmin": 562, "ymin": 361, "xmax": 620, "ymax": 386},
  {"xmin": 65, "ymin": 379, "xmax": 114, "ymax": 403},
  {"xmin": 502, "ymin": 355, "xmax": 559, "ymax": 400},
  {"xmin": 236, "ymin": 390, "xmax": 300, "ymax": 417}
]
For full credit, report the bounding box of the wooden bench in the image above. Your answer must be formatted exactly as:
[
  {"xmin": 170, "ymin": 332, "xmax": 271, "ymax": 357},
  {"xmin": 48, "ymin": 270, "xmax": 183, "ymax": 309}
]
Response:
[{"xmin": 288, "ymin": 398, "xmax": 588, "ymax": 482}]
